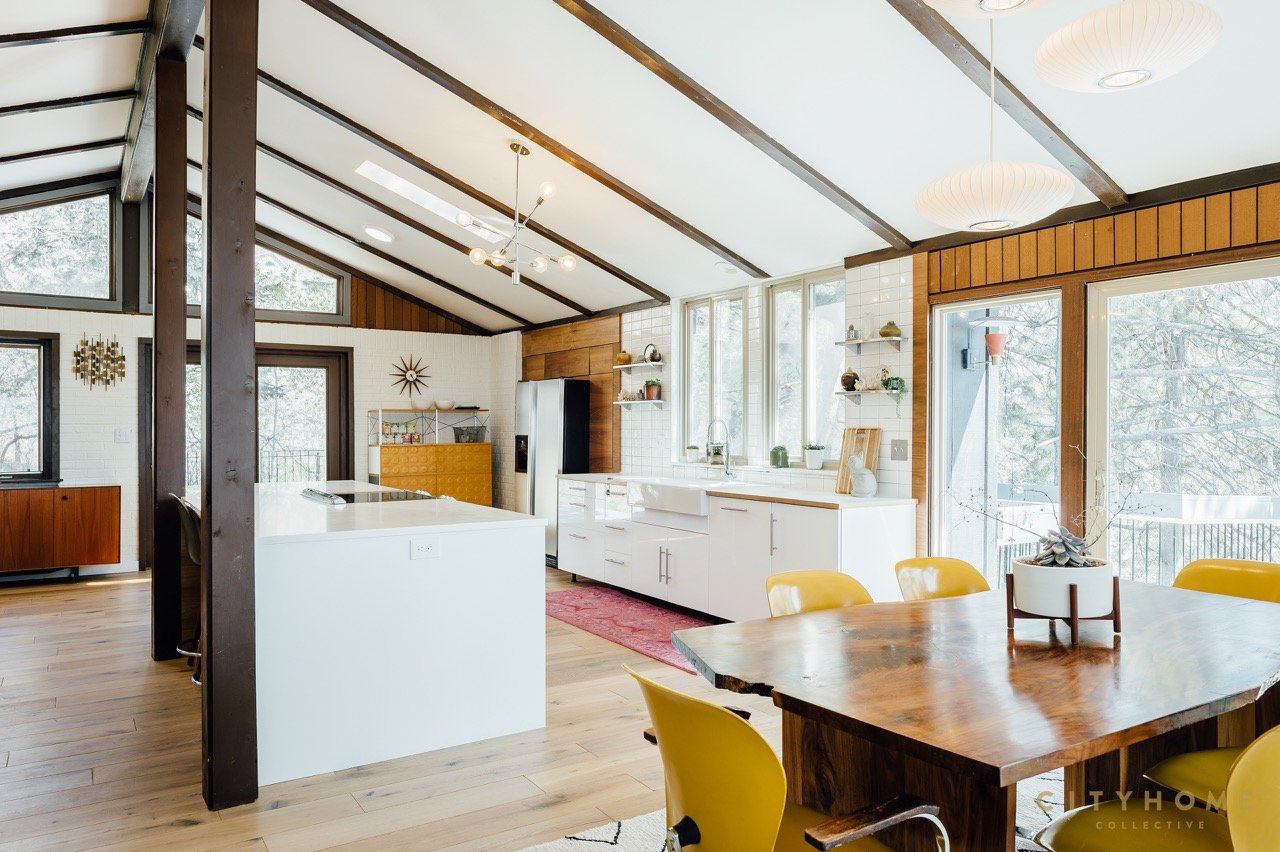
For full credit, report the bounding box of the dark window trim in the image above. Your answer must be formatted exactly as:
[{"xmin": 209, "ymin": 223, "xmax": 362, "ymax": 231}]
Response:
[
  {"xmin": 0, "ymin": 180, "xmax": 123, "ymax": 312},
  {"xmin": 0, "ymin": 331, "xmax": 59, "ymax": 484},
  {"xmin": 154, "ymin": 202, "xmax": 352, "ymax": 326}
]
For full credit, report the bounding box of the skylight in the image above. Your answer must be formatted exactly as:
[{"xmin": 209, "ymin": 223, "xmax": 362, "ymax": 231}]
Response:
[{"xmin": 355, "ymin": 160, "xmax": 503, "ymax": 244}]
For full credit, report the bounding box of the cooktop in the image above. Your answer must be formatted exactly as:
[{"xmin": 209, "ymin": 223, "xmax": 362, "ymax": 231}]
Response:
[{"xmin": 301, "ymin": 487, "xmax": 434, "ymax": 505}]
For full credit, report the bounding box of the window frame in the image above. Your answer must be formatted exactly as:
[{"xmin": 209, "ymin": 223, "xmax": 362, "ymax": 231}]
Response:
[
  {"xmin": 0, "ymin": 181, "xmax": 122, "ymax": 311},
  {"xmin": 162, "ymin": 203, "xmax": 352, "ymax": 326},
  {"xmin": 0, "ymin": 332, "xmax": 60, "ymax": 484},
  {"xmin": 764, "ymin": 268, "xmax": 846, "ymax": 464},
  {"xmin": 681, "ymin": 288, "xmax": 749, "ymax": 461}
]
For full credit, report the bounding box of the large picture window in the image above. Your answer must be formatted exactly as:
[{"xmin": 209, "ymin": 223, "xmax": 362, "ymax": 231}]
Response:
[
  {"xmin": 184, "ymin": 214, "xmax": 346, "ymax": 319},
  {"xmin": 683, "ymin": 291, "xmax": 747, "ymax": 459},
  {"xmin": 768, "ymin": 272, "xmax": 845, "ymax": 460},
  {"xmin": 0, "ymin": 195, "xmax": 111, "ymax": 302},
  {"xmin": 0, "ymin": 335, "xmax": 58, "ymax": 481}
]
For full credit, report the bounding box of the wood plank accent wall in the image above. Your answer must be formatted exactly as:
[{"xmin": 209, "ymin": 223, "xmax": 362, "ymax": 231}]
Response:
[
  {"xmin": 521, "ymin": 316, "xmax": 622, "ymax": 473},
  {"xmin": 913, "ymin": 178, "xmax": 1280, "ymax": 555},
  {"xmin": 923, "ymin": 181, "xmax": 1280, "ymax": 297},
  {"xmin": 350, "ymin": 275, "xmax": 480, "ymax": 335}
]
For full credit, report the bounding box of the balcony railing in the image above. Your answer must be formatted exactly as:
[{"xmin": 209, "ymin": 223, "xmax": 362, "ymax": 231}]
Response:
[{"xmin": 185, "ymin": 447, "xmax": 326, "ymax": 487}]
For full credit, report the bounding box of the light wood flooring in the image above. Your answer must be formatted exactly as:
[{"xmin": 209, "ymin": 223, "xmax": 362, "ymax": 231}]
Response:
[{"xmin": 0, "ymin": 570, "xmax": 780, "ymax": 850}]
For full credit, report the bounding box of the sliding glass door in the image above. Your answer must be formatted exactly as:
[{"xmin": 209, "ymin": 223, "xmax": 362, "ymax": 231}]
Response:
[
  {"xmin": 1087, "ymin": 259, "xmax": 1280, "ymax": 583},
  {"xmin": 932, "ymin": 294, "xmax": 1062, "ymax": 583}
]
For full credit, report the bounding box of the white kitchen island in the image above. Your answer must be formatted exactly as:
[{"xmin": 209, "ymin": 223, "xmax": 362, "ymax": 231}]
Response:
[{"xmin": 254, "ymin": 481, "xmax": 546, "ymax": 785}]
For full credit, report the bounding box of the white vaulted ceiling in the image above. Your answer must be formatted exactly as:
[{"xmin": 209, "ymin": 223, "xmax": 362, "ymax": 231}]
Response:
[{"xmin": 0, "ymin": 0, "xmax": 1274, "ymax": 331}]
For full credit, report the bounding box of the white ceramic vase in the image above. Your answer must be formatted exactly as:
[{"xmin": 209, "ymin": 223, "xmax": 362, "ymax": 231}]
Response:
[
  {"xmin": 846, "ymin": 452, "xmax": 878, "ymax": 497},
  {"xmin": 1012, "ymin": 559, "xmax": 1114, "ymax": 618}
]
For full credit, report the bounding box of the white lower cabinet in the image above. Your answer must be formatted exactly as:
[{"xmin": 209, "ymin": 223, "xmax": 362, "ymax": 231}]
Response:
[
  {"xmin": 708, "ymin": 497, "xmax": 773, "ymax": 622},
  {"xmin": 559, "ymin": 524, "xmax": 604, "ymax": 581},
  {"xmin": 630, "ymin": 524, "xmax": 709, "ymax": 611},
  {"xmin": 770, "ymin": 502, "xmax": 840, "ymax": 573}
]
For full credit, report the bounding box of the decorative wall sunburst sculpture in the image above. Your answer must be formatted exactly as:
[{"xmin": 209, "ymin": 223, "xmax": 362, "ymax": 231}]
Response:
[
  {"xmin": 72, "ymin": 334, "xmax": 126, "ymax": 389},
  {"xmin": 390, "ymin": 355, "xmax": 430, "ymax": 398}
]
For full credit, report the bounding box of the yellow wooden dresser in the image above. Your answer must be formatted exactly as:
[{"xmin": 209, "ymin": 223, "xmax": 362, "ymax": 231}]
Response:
[{"xmin": 375, "ymin": 443, "xmax": 493, "ymax": 506}]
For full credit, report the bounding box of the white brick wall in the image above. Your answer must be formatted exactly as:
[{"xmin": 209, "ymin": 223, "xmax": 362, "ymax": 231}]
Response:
[{"xmin": 619, "ymin": 257, "xmax": 916, "ymax": 498}]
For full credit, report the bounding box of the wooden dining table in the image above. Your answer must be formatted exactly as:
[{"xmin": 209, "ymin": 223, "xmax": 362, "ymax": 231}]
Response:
[{"xmin": 671, "ymin": 581, "xmax": 1280, "ymax": 852}]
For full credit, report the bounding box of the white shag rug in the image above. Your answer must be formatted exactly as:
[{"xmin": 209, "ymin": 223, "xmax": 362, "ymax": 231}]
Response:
[{"xmin": 521, "ymin": 771, "xmax": 1064, "ymax": 851}]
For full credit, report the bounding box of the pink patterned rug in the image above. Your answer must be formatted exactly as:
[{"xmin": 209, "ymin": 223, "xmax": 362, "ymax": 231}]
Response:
[{"xmin": 545, "ymin": 586, "xmax": 714, "ymax": 674}]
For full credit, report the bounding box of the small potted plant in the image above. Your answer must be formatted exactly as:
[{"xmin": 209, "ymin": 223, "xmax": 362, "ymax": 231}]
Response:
[
  {"xmin": 769, "ymin": 445, "xmax": 789, "ymax": 468},
  {"xmin": 643, "ymin": 378, "xmax": 662, "ymax": 401},
  {"xmin": 685, "ymin": 444, "xmax": 700, "ymax": 463},
  {"xmin": 802, "ymin": 443, "xmax": 825, "ymax": 470},
  {"xmin": 708, "ymin": 443, "xmax": 725, "ymax": 465},
  {"xmin": 1012, "ymin": 526, "xmax": 1114, "ymax": 620}
]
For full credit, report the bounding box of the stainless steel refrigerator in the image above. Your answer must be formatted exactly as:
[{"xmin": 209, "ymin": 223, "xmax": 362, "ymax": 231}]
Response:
[{"xmin": 514, "ymin": 379, "xmax": 590, "ymax": 564}]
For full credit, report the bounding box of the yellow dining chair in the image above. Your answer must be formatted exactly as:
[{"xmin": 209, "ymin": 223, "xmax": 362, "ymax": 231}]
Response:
[
  {"xmin": 1141, "ymin": 558, "xmax": 1280, "ymax": 805},
  {"xmin": 1035, "ymin": 725, "xmax": 1280, "ymax": 851},
  {"xmin": 1172, "ymin": 558, "xmax": 1280, "ymax": 603},
  {"xmin": 894, "ymin": 557, "xmax": 989, "ymax": 602},
  {"xmin": 627, "ymin": 666, "xmax": 949, "ymax": 852},
  {"xmin": 766, "ymin": 571, "xmax": 874, "ymax": 618}
]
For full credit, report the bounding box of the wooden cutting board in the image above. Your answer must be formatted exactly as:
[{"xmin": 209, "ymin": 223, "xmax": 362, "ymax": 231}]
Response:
[{"xmin": 835, "ymin": 427, "xmax": 882, "ymax": 495}]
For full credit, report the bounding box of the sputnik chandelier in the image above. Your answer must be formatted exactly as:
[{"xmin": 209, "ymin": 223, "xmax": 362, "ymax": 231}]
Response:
[{"xmin": 457, "ymin": 142, "xmax": 576, "ymax": 287}]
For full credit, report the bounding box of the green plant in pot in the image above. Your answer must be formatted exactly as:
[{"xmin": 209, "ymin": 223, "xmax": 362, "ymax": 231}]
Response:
[
  {"xmin": 1012, "ymin": 525, "xmax": 1113, "ymax": 622},
  {"xmin": 769, "ymin": 445, "xmax": 789, "ymax": 468},
  {"xmin": 802, "ymin": 442, "xmax": 825, "ymax": 470},
  {"xmin": 707, "ymin": 442, "xmax": 725, "ymax": 465},
  {"xmin": 643, "ymin": 378, "xmax": 662, "ymax": 400},
  {"xmin": 685, "ymin": 444, "xmax": 700, "ymax": 463}
]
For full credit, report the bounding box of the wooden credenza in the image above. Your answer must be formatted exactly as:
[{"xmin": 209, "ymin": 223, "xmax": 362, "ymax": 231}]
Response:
[
  {"xmin": 374, "ymin": 444, "xmax": 493, "ymax": 506},
  {"xmin": 0, "ymin": 485, "xmax": 121, "ymax": 574}
]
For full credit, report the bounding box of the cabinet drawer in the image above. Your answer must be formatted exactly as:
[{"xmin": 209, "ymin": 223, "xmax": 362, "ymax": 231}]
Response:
[
  {"xmin": 378, "ymin": 445, "xmax": 438, "ymax": 476},
  {"xmin": 434, "ymin": 473, "xmax": 492, "ymax": 506},
  {"xmin": 559, "ymin": 524, "xmax": 604, "ymax": 581},
  {"xmin": 436, "ymin": 443, "xmax": 491, "ymax": 475},
  {"xmin": 603, "ymin": 549, "xmax": 632, "ymax": 589},
  {"xmin": 380, "ymin": 474, "xmax": 436, "ymax": 493},
  {"xmin": 53, "ymin": 486, "xmax": 121, "ymax": 567},
  {"xmin": 0, "ymin": 488, "xmax": 54, "ymax": 573}
]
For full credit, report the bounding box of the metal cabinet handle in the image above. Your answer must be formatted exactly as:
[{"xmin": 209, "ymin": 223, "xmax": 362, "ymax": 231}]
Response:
[
  {"xmin": 719, "ymin": 506, "xmax": 749, "ymax": 513},
  {"xmin": 605, "ymin": 524, "xmax": 625, "ymax": 531},
  {"xmin": 657, "ymin": 547, "xmax": 665, "ymax": 583},
  {"xmin": 568, "ymin": 501, "xmax": 585, "ymax": 507},
  {"xmin": 568, "ymin": 533, "xmax": 587, "ymax": 540},
  {"xmin": 567, "ymin": 485, "xmax": 586, "ymax": 492},
  {"xmin": 604, "ymin": 558, "xmax": 626, "ymax": 565},
  {"xmin": 664, "ymin": 547, "xmax": 671, "ymax": 584},
  {"xmin": 770, "ymin": 516, "xmax": 778, "ymax": 554}
]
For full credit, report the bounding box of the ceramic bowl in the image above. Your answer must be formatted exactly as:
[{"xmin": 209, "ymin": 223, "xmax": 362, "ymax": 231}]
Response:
[{"xmin": 434, "ymin": 400, "xmax": 455, "ymax": 410}]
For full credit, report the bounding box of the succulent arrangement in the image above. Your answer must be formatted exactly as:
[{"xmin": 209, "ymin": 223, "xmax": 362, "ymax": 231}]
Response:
[
  {"xmin": 1029, "ymin": 525, "xmax": 1096, "ymax": 567},
  {"xmin": 802, "ymin": 442, "xmax": 825, "ymax": 451}
]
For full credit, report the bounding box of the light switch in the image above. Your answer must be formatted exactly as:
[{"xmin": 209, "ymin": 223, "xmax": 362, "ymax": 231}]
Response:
[{"xmin": 891, "ymin": 440, "xmax": 909, "ymax": 461}]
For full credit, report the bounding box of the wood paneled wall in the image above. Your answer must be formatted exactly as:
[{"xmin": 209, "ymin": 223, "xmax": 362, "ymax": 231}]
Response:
[
  {"xmin": 924, "ymin": 181, "xmax": 1280, "ymax": 296},
  {"xmin": 350, "ymin": 276, "xmax": 481, "ymax": 335},
  {"xmin": 521, "ymin": 316, "xmax": 622, "ymax": 473},
  {"xmin": 912, "ymin": 178, "xmax": 1280, "ymax": 555}
]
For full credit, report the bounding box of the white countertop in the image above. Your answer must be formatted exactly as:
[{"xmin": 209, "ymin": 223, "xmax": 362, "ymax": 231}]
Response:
[
  {"xmin": 557, "ymin": 472, "xmax": 915, "ymax": 510},
  {"xmin": 255, "ymin": 480, "xmax": 544, "ymax": 544}
]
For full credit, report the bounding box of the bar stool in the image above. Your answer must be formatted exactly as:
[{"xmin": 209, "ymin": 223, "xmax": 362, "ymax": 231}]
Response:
[{"xmin": 170, "ymin": 494, "xmax": 202, "ymax": 686}]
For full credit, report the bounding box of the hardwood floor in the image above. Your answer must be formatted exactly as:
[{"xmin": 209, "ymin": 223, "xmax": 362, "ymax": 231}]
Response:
[{"xmin": 0, "ymin": 570, "xmax": 780, "ymax": 850}]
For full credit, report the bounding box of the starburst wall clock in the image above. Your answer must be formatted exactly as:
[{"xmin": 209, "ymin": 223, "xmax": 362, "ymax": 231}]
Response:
[{"xmin": 390, "ymin": 355, "xmax": 429, "ymax": 398}]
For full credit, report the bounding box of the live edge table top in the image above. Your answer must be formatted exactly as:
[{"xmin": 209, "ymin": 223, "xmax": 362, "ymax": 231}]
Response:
[{"xmin": 672, "ymin": 581, "xmax": 1280, "ymax": 788}]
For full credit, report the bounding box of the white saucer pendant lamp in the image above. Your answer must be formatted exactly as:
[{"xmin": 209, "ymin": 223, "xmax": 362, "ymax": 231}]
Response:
[
  {"xmin": 1036, "ymin": 0, "xmax": 1222, "ymax": 92},
  {"xmin": 916, "ymin": 161, "xmax": 1074, "ymax": 232},
  {"xmin": 924, "ymin": 0, "xmax": 1049, "ymax": 17}
]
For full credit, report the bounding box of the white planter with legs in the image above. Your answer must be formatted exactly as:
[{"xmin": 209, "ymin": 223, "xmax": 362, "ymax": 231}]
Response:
[{"xmin": 1012, "ymin": 559, "xmax": 1114, "ymax": 618}]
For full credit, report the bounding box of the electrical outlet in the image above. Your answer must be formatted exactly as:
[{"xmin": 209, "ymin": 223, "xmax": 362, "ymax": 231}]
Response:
[
  {"xmin": 891, "ymin": 439, "xmax": 909, "ymax": 461},
  {"xmin": 114, "ymin": 427, "xmax": 129, "ymax": 444},
  {"xmin": 410, "ymin": 537, "xmax": 441, "ymax": 560}
]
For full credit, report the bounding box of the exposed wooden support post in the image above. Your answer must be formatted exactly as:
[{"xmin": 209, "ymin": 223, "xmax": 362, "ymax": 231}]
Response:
[
  {"xmin": 200, "ymin": 0, "xmax": 259, "ymax": 809},
  {"xmin": 883, "ymin": 0, "xmax": 1127, "ymax": 209},
  {"xmin": 120, "ymin": 0, "xmax": 205, "ymax": 203},
  {"xmin": 151, "ymin": 55, "xmax": 187, "ymax": 662}
]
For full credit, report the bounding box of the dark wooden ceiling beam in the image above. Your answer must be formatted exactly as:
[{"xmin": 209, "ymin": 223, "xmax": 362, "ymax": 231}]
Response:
[
  {"xmin": 189, "ymin": 36, "xmax": 666, "ymax": 304},
  {"xmin": 0, "ymin": 89, "xmax": 135, "ymax": 119},
  {"xmin": 552, "ymin": 0, "xmax": 912, "ymax": 252},
  {"xmin": 119, "ymin": 0, "xmax": 205, "ymax": 203},
  {"xmin": 184, "ymin": 158, "xmax": 531, "ymax": 328},
  {"xmin": 843, "ymin": 159, "xmax": 1280, "ymax": 269},
  {"xmin": 884, "ymin": 0, "xmax": 1127, "ymax": 209},
  {"xmin": 0, "ymin": 20, "xmax": 150, "ymax": 49},
  {"xmin": 296, "ymin": 0, "xmax": 771, "ymax": 278},
  {"xmin": 0, "ymin": 138, "xmax": 125, "ymax": 166}
]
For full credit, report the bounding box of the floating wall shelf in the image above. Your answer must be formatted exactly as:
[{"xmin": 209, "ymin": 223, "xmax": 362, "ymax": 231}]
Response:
[
  {"xmin": 836, "ymin": 389, "xmax": 905, "ymax": 407},
  {"xmin": 835, "ymin": 336, "xmax": 907, "ymax": 354},
  {"xmin": 614, "ymin": 399, "xmax": 664, "ymax": 407},
  {"xmin": 613, "ymin": 361, "xmax": 664, "ymax": 372}
]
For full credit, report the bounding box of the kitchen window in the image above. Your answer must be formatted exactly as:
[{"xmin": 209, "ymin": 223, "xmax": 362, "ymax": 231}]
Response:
[
  {"xmin": 0, "ymin": 193, "xmax": 112, "ymax": 306},
  {"xmin": 768, "ymin": 272, "xmax": 845, "ymax": 460},
  {"xmin": 682, "ymin": 290, "xmax": 747, "ymax": 460},
  {"xmin": 184, "ymin": 214, "xmax": 349, "ymax": 321},
  {"xmin": 0, "ymin": 334, "xmax": 58, "ymax": 482}
]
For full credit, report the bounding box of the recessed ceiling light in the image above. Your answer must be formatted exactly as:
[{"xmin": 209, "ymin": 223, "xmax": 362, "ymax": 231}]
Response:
[
  {"xmin": 363, "ymin": 226, "xmax": 394, "ymax": 243},
  {"xmin": 355, "ymin": 160, "xmax": 504, "ymax": 244},
  {"xmin": 713, "ymin": 261, "xmax": 740, "ymax": 275}
]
